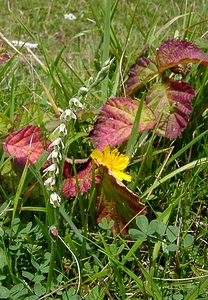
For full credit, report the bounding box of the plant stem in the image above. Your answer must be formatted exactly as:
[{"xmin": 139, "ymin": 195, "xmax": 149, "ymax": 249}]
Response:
[
  {"xmin": 46, "ymin": 238, "xmax": 56, "ymax": 297},
  {"xmin": 45, "ymin": 204, "xmax": 59, "ymax": 296}
]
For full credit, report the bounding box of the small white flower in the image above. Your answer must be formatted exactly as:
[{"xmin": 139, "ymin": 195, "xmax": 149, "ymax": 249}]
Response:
[
  {"xmin": 44, "ymin": 176, "xmax": 56, "ymax": 190},
  {"xmin": 11, "ymin": 40, "xmax": 38, "ymax": 49},
  {"xmin": 49, "ymin": 138, "xmax": 64, "ymax": 149},
  {"xmin": 64, "ymin": 13, "xmax": 76, "ymax": 21},
  {"xmin": 53, "ymin": 124, "xmax": 68, "ymax": 136},
  {"xmin": 69, "ymin": 97, "xmax": 84, "ymax": 110},
  {"xmin": 50, "ymin": 192, "xmax": 61, "ymax": 208},
  {"xmin": 43, "ymin": 163, "xmax": 59, "ymax": 175},
  {"xmin": 61, "ymin": 109, "xmax": 77, "ymax": 121},
  {"xmin": 48, "ymin": 149, "xmax": 62, "ymax": 162}
]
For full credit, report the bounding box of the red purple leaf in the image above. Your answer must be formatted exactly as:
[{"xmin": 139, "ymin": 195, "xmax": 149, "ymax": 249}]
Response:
[
  {"xmin": 156, "ymin": 39, "xmax": 208, "ymax": 73},
  {"xmin": 89, "ymin": 97, "xmax": 156, "ymax": 150},
  {"xmin": 4, "ymin": 125, "xmax": 48, "ymax": 166},
  {"xmin": 126, "ymin": 57, "xmax": 158, "ymax": 95},
  {"xmin": 62, "ymin": 160, "xmax": 100, "ymax": 197},
  {"xmin": 96, "ymin": 164, "xmax": 146, "ymax": 234},
  {"xmin": 0, "ymin": 41, "xmax": 9, "ymax": 64},
  {"xmin": 146, "ymin": 80, "xmax": 195, "ymax": 139}
]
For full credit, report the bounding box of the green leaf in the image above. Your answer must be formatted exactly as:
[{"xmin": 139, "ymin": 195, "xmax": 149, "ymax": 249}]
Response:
[
  {"xmin": 98, "ymin": 218, "xmax": 114, "ymax": 230},
  {"xmin": 172, "ymin": 294, "xmax": 184, "ymax": 300},
  {"xmin": 62, "ymin": 287, "xmax": 81, "ymax": 300},
  {"xmin": 34, "ymin": 282, "xmax": 46, "ymax": 296},
  {"xmin": 156, "ymin": 221, "xmax": 166, "ymax": 237},
  {"xmin": 0, "ymin": 276, "xmax": 6, "ymax": 281},
  {"xmin": 148, "ymin": 219, "xmax": 166, "ymax": 236},
  {"xmin": 85, "ymin": 285, "xmax": 105, "ymax": 300},
  {"xmin": 147, "ymin": 220, "xmax": 157, "ymax": 235},
  {"xmin": 33, "ymin": 274, "xmax": 45, "ymax": 282},
  {"xmin": 25, "ymin": 296, "xmax": 39, "ymax": 300},
  {"xmin": 136, "ymin": 215, "xmax": 149, "ymax": 234},
  {"xmin": 9, "ymin": 283, "xmax": 28, "ymax": 299},
  {"xmin": 166, "ymin": 225, "xmax": 178, "ymax": 242},
  {"xmin": 109, "ymin": 244, "xmax": 118, "ymax": 255},
  {"xmin": 22, "ymin": 271, "xmax": 34, "ymax": 281},
  {"xmin": 84, "ymin": 262, "xmax": 92, "ymax": 272},
  {"xmin": 63, "ymin": 294, "xmax": 81, "ymax": 300},
  {"xmin": 183, "ymin": 234, "xmax": 194, "ymax": 248},
  {"xmin": 129, "ymin": 228, "xmax": 146, "ymax": 240},
  {"xmin": 0, "ymin": 248, "xmax": 8, "ymax": 269},
  {"xmin": 31, "ymin": 258, "xmax": 40, "ymax": 270},
  {"xmin": 0, "ymin": 286, "xmax": 10, "ymax": 299},
  {"xmin": 166, "ymin": 243, "xmax": 177, "ymax": 252}
]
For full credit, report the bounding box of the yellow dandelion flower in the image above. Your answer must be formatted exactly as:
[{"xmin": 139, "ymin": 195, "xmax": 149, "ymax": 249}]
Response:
[{"xmin": 91, "ymin": 145, "xmax": 132, "ymax": 182}]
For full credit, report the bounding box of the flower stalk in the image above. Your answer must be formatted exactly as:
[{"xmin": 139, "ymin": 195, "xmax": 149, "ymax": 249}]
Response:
[{"xmin": 43, "ymin": 58, "xmax": 114, "ymax": 208}]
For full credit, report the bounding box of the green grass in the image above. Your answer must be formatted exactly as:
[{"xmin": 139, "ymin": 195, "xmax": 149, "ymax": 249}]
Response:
[{"xmin": 0, "ymin": 1, "xmax": 208, "ymax": 299}]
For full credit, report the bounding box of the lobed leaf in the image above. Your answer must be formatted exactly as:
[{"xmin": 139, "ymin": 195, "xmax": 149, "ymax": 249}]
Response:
[
  {"xmin": 146, "ymin": 80, "xmax": 195, "ymax": 139},
  {"xmin": 96, "ymin": 164, "xmax": 147, "ymax": 234},
  {"xmin": 156, "ymin": 39, "xmax": 208, "ymax": 73},
  {"xmin": 89, "ymin": 97, "xmax": 156, "ymax": 150},
  {"xmin": 126, "ymin": 57, "xmax": 158, "ymax": 95},
  {"xmin": 4, "ymin": 125, "xmax": 48, "ymax": 166},
  {"xmin": 62, "ymin": 160, "xmax": 100, "ymax": 197}
]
